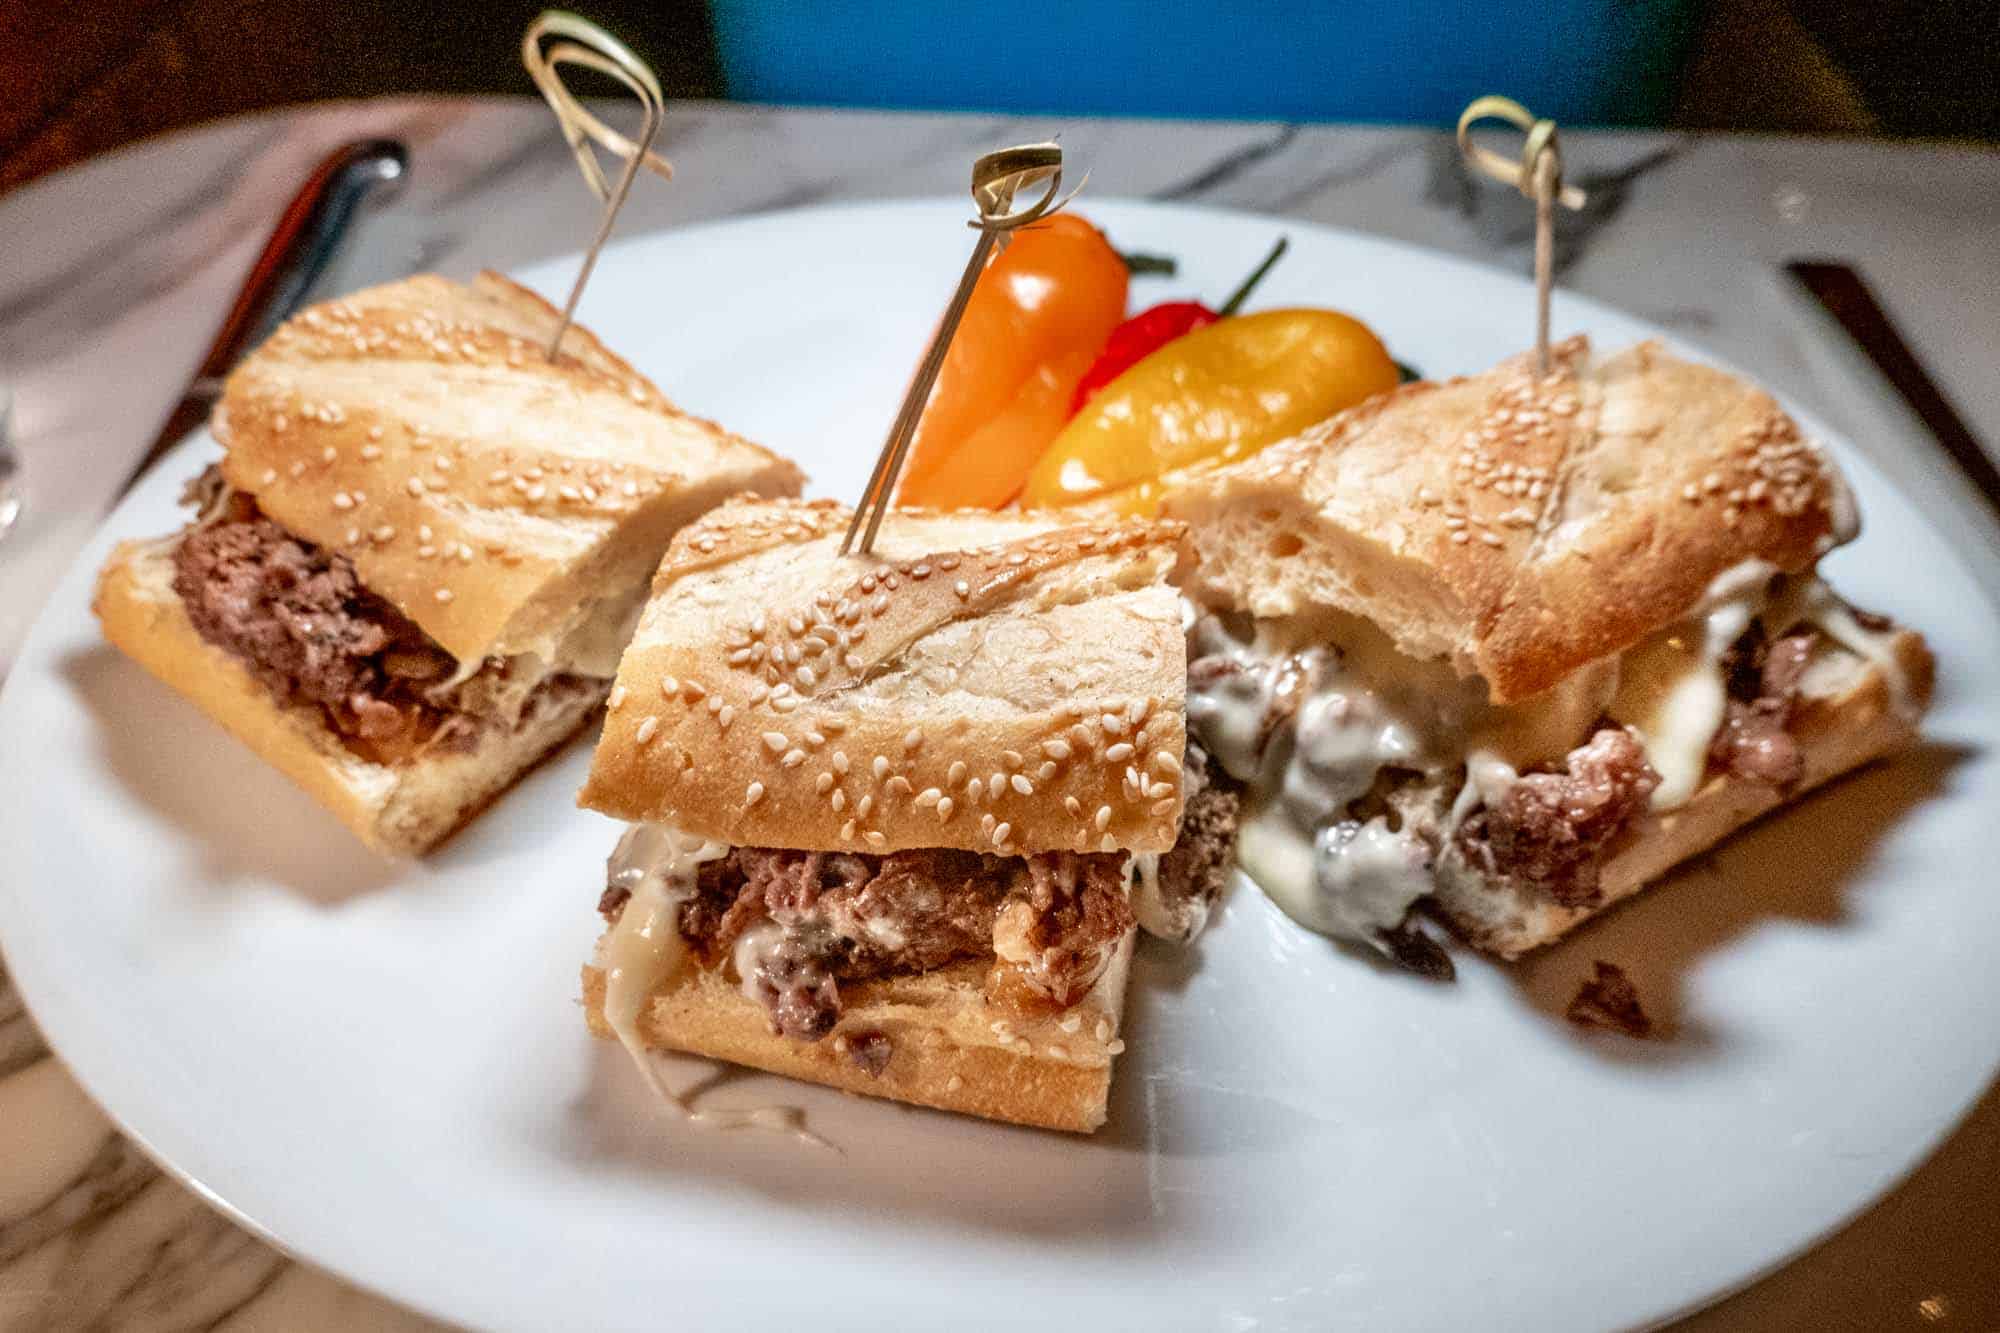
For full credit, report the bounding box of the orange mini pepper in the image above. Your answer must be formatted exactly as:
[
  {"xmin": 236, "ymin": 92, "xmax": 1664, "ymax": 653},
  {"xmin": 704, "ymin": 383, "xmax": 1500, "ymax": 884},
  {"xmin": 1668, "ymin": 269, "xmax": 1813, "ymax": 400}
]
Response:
[{"xmin": 893, "ymin": 214, "xmax": 1128, "ymax": 510}]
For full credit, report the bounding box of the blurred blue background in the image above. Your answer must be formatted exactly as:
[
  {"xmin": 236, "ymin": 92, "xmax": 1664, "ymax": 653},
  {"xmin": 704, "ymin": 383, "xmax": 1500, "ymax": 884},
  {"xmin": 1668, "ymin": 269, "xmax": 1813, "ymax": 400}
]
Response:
[{"xmin": 713, "ymin": 0, "xmax": 1703, "ymax": 126}]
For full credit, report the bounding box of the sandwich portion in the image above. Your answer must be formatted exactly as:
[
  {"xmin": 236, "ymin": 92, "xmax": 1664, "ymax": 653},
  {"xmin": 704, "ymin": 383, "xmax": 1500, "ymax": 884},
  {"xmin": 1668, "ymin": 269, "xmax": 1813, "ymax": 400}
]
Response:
[
  {"xmin": 577, "ymin": 498, "xmax": 1231, "ymax": 1132},
  {"xmin": 1161, "ymin": 337, "xmax": 1932, "ymax": 967},
  {"xmin": 95, "ymin": 273, "xmax": 803, "ymax": 855}
]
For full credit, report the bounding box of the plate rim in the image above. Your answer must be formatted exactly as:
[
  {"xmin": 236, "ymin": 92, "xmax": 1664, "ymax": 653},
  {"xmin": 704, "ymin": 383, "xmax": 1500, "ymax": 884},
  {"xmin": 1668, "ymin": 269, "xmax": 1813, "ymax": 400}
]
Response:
[{"xmin": 4, "ymin": 194, "xmax": 1996, "ymax": 1332}]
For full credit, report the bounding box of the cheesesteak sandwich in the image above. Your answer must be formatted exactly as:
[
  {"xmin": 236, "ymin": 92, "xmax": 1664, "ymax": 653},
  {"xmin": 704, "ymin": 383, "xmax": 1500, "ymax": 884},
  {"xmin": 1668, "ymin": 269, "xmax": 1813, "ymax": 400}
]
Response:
[
  {"xmin": 94, "ymin": 273, "xmax": 803, "ymax": 855},
  {"xmin": 1160, "ymin": 337, "xmax": 1933, "ymax": 970},
  {"xmin": 577, "ymin": 497, "xmax": 1236, "ymax": 1132}
]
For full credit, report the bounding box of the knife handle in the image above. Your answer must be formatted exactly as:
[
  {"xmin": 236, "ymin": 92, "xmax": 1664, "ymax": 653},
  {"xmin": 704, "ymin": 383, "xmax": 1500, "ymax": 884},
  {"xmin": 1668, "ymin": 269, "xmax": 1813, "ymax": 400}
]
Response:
[
  {"xmin": 119, "ymin": 137, "xmax": 410, "ymax": 497},
  {"xmin": 1786, "ymin": 260, "xmax": 2000, "ymax": 529}
]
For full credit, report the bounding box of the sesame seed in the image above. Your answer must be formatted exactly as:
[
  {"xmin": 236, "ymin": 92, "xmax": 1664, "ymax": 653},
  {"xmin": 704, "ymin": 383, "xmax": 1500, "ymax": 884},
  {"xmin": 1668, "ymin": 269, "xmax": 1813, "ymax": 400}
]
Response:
[
  {"xmin": 418, "ymin": 545, "xmax": 437, "ymax": 559},
  {"xmin": 1001, "ymin": 750, "xmax": 1022, "ymax": 770},
  {"xmin": 1151, "ymin": 798, "xmax": 1178, "ymax": 816},
  {"xmin": 718, "ymin": 706, "xmax": 736, "ymax": 730},
  {"xmin": 936, "ymin": 797, "xmax": 955, "ymax": 820},
  {"xmin": 434, "ymin": 588, "xmax": 454, "ymax": 603},
  {"xmin": 1095, "ymin": 805, "xmax": 1113, "ymax": 831},
  {"xmin": 948, "ymin": 761, "xmax": 969, "ymax": 787},
  {"xmin": 857, "ymin": 794, "xmax": 875, "ymax": 818},
  {"xmin": 527, "ymin": 484, "xmax": 546, "ymax": 501},
  {"xmin": 762, "ymin": 731, "xmax": 788, "ymax": 753},
  {"xmin": 682, "ymin": 681, "xmax": 705, "ymax": 700},
  {"xmin": 946, "ymin": 1075, "xmax": 965, "ymax": 1093},
  {"xmin": 1105, "ymin": 742, "xmax": 1135, "ymax": 762},
  {"xmin": 864, "ymin": 831, "xmax": 887, "ymax": 848},
  {"xmin": 707, "ymin": 697, "xmax": 723, "ymax": 714},
  {"xmin": 607, "ymin": 685, "xmax": 627, "ymax": 709},
  {"xmin": 967, "ymin": 778, "xmax": 985, "ymax": 802},
  {"xmin": 368, "ymin": 425, "xmax": 385, "ymax": 442},
  {"xmin": 1100, "ymin": 834, "xmax": 1117, "ymax": 852},
  {"xmin": 872, "ymin": 756, "xmax": 889, "ymax": 781},
  {"xmin": 841, "ymin": 819, "xmax": 857, "ymax": 841},
  {"xmin": 1450, "ymin": 530, "xmax": 1471, "ymax": 544},
  {"xmin": 332, "ymin": 491, "xmax": 355, "ymax": 510},
  {"xmin": 406, "ymin": 478, "xmax": 425, "ymax": 498},
  {"xmin": 992, "ymin": 822, "xmax": 1012, "ymax": 847},
  {"xmin": 954, "ymin": 580, "xmax": 970, "ymax": 600},
  {"xmin": 744, "ymin": 782, "xmax": 765, "ymax": 808},
  {"xmin": 989, "ymin": 772, "xmax": 1006, "ymax": 800},
  {"xmin": 1146, "ymin": 780, "xmax": 1175, "ymax": 800},
  {"xmin": 635, "ymin": 716, "xmax": 659, "ymax": 743},
  {"xmin": 832, "ymin": 752, "xmax": 849, "ymax": 774},
  {"xmin": 832, "ymin": 790, "xmax": 847, "ymax": 812},
  {"xmin": 1043, "ymin": 739, "xmax": 1071, "ymax": 761},
  {"xmin": 844, "ymin": 653, "xmax": 863, "ymax": 672},
  {"xmin": 1152, "ymin": 750, "xmax": 1183, "ymax": 774},
  {"xmin": 903, "ymin": 728, "xmax": 923, "ymax": 753},
  {"xmin": 782, "ymin": 749, "xmax": 806, "ymax": 767},
  {"xmin": 1037, "ymin": 761, "xmax": 1057, "ymax": 781},
  {"xmin": 1010, "ymin": 774, "xmax": 1034, "ymax": 796}
]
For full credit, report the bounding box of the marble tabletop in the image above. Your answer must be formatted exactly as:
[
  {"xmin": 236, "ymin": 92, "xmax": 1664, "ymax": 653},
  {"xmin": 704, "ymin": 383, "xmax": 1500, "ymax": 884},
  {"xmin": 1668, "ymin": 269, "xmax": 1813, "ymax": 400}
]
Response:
[{"xmin": 1, "ymin": 97, "xmax": 1995, "ymax": 1331}]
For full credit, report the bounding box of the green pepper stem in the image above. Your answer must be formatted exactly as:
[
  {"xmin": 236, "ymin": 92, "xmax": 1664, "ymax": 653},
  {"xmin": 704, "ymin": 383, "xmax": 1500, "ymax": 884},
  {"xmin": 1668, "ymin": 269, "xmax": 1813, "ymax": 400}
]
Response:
[
  {"xmin": 1119, "ymin": 250, "xmax": 1179, "ymax": 276},
  {"xmin": 1216, "ymin": 235, "xmax": 1289, "ymax": 317}
]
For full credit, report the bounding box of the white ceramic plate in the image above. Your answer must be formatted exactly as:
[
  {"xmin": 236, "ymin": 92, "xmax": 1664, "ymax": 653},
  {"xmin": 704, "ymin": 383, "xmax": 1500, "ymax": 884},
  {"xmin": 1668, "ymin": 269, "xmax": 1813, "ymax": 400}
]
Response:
[{"xmin": 3, "ymin": 201, "xmax": 1997, "ymax": 1332}]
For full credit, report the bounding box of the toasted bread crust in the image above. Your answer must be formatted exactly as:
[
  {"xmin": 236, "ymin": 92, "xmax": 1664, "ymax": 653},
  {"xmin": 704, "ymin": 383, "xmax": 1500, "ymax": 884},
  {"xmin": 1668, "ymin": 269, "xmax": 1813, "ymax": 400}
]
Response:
[
  {"xmin": 581, "ymin": 938, "xmax": 1131, "ymax": 1133},
  {"xmin": 579, "ymin": 499, "xmax": 1190, "ymax": 856},
  {"xmin": 213, "ymin": 272, "xmax": 803, "ymax": 668},
  {"xmin": 1165, "ymin": 339, "xmax": 1852, "ymax": 703},
  {"xmin": 1433, "ymin": 627, "xmax": 1934, "ymax": 956},
  {"xmin": 93, "ymin": 536, "xmax": 605, "ymax": 855}
]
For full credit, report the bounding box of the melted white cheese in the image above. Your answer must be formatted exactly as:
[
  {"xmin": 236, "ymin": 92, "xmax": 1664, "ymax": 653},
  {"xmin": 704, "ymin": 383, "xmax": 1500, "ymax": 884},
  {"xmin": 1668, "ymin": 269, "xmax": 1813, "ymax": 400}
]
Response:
[
  {"xmin": 1608, "ymin": 563, "xmax": 1914, "ymax": 811},
  {"xmin": 602, "ymin": 824, "xmax": 830, "ymax": 1147}
]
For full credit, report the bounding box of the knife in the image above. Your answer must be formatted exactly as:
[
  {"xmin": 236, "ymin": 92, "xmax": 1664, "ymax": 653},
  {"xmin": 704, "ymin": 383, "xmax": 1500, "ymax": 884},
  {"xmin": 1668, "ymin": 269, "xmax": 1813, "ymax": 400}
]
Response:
[
  {"xmin": 1785, "ymin": 259, "xmax": 2000, "ymax": 529},
  {"xmin": 116, "ymin": 138, "xmax": 409, "ymax": 499}
]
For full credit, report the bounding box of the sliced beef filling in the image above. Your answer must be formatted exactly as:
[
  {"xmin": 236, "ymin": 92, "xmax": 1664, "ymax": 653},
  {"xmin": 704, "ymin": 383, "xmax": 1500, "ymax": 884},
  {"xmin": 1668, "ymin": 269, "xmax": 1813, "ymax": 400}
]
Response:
[
  {"xmin": 1135, "ymin": 743, "xmax": 1241, "ymax": 942},
  {"xmin": 1709, "ymin": 620, "xmax": 1817, "ymax": 787},
  {"xmin": 600, "ymin": 844, "xmax": 1137, "ymax": 1043},
  {"xmin": 171, "ymin": 486, "xmax": 588, "ymax": 760},
  {"xmin": 1455, "ymin": 726, "xmax": 1661, "ymax": 908}
]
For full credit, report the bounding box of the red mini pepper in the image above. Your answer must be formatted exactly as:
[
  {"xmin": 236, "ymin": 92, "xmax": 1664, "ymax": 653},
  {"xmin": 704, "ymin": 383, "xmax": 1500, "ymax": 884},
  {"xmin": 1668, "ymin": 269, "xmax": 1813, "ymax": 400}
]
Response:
[{"xmin": 1069, "ymin": 236, "xmax": 1289, "ymax": 414}]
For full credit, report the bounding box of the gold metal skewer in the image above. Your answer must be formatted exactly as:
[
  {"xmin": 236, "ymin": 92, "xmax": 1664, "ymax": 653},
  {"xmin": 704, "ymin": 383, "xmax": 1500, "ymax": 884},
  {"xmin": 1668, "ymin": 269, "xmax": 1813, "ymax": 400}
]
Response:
[
  {"xmin": 1456, "ymin": 95, "xmax": 1589, "ymax": 374},
  {"xmin": 840, "ymin": 142, "xmax": 1084, "ymax": 556},
  {"xmin": 522, "ymin": 10, "xmax": 675, "ymax": 361}
]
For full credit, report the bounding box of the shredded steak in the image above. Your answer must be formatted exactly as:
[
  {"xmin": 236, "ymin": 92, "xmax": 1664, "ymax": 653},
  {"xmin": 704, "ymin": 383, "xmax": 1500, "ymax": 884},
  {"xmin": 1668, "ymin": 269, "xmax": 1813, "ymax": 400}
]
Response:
[
  {"xmin": 171, "ymin": 486, "xmax": 585, "ymax": 757},
  {"xmin": 1566, "ymin": 960, "xmax": 1654, "ymax": 1037},
  {"xmin": 1455, "ymin": 726, "xmax": 1661, "ymax": 908},
  {"xmin": 1709, "ymin": 622, "xmax": 1816, "ymax": 787},
  {"xmin": 602, "ymin": 842, "xmax": 1140, "ymax": 1043},
  {"xmin": 1139, "ymin": 744, "xmax": 1241, "ymax": 942}
]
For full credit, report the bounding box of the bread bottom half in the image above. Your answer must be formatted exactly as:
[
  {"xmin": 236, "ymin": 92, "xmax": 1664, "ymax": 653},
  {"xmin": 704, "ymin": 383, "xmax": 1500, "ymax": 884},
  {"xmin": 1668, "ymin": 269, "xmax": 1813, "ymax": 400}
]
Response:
[
  {"xmin": 1432, "ymin": 628, "xmax": 1935, "ymax": 958},
  {"xmin": 582, "ymin": 935, "xmax": 1133, "ymax": 1133},
  {"xmin": 93, "ymin": 537, "xmax": 607, "ymax": 856}
]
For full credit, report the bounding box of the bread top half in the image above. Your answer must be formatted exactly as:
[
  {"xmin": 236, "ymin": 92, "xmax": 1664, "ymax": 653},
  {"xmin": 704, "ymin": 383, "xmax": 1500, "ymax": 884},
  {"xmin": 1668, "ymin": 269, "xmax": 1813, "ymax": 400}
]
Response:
[
  {"xmin": 211, "ymin": 272, "xmax": 804, "ymax": 671},
  {"xmin": 1161, "ymin": 337, "xmax": 1856, "ymax": 703},
  {"xmin": 580, "ymin": 498, "xmax": 1189, "ymax": 857}
]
